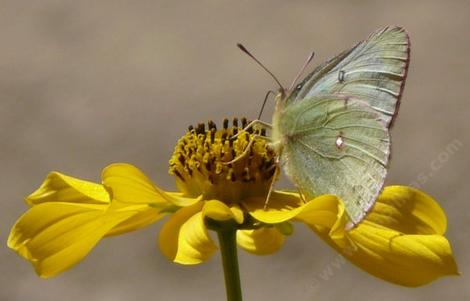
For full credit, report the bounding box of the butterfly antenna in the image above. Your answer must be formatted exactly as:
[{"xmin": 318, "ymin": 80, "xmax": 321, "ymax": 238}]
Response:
[
  {"xmin": 288, "ymin": 51, "xmax": 315, "ymax": 91},
  {"xmin": 257, "ymin": 90, "xmax": 275, "ymax": 120},
  {"xmin": 237, "ymin": 43, "xmax": 285, "ymax": 93}
]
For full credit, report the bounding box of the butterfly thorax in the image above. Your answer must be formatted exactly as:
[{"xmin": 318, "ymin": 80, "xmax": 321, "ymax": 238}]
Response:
[{"xmin": 268, "ymin": 92, "xmax": 288, "ymax": 156}]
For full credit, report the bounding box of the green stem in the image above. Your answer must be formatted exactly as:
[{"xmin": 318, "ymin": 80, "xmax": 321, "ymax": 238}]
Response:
[{"xmin": 217, "ymin": 226, "xmax": 243, "ymax": 301}]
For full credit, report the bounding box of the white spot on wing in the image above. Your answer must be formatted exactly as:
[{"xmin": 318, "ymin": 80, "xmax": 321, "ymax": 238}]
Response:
[{"xmin": 335, "ymin": 136, "xmax": 344, "ymax": 148}]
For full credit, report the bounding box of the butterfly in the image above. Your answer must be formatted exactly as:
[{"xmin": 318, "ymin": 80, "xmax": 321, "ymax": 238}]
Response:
[{"xmin": 238, "ymin": 26, "xmax": 410, "ymax": 228}]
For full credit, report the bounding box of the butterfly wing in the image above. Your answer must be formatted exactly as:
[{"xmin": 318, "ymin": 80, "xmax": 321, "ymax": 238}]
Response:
[
  {"xmin": 290, "ymin": 26, "xmax": 410, "ymax": 128},
  {"xmin": 277, "ymin": 95, "xmax": 390, "ymax": 226}
]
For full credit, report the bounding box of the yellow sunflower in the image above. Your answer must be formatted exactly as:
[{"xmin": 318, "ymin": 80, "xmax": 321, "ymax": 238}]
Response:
[{"xmin": 8, "ymin": 118, "xmax": 458, "ymax": 288}]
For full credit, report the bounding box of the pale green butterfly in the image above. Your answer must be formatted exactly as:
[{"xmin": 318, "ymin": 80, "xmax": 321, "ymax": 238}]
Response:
[{"xmin": 236, "ymin": 26, "xmax": 410, "ymax": 228}]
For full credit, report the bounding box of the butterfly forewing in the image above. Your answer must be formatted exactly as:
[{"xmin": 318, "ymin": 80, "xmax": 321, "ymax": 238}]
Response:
[
  {"xmin": 292, "ymin": 26, "xmax": 410, "ymax": 128},
  {"xmin": 278, "ymin": 96, "xmax": 390, "ymax": 225}
]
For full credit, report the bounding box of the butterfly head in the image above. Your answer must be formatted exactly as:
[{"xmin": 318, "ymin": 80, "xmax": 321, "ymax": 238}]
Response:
[{"xmin": 277, "ymin": 87, "xmax": 287, "ymax": 101}]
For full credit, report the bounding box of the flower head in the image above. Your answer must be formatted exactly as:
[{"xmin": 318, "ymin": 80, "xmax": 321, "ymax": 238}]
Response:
[
  {"xmin": 8, "ymin": 118, "xmax": 458, "ymax": 286},
  {"xmin": 168, "ymin": 118, "xmax": 276, "ymax": 202}
]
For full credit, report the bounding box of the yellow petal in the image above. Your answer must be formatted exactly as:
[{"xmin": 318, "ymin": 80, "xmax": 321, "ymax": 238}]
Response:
[
  {"xmin": 8, "ymin": 202, "xmax": 135, "ymax": 278},
  {"xmin": 296, "ymin": 196, "xmax": 350, "ymax": 248},
  {"xmin": 10, "ymin": 169, "xmax": 172, "ymax": 277},
  {"xmin": 342, "ymin": 222, "xmax": 458, "ymax": 286},
  {"xmin": 159, "ymin": 202, "xmax": 217, "ymax": 264},
  {"xmin": 229, "ymin": 204, "xmax": 245, "ymax": 225},
  {"xmin": 26, "ymin": 172, "xmax": 110, "ymax": 205},
  {"xmin": 105, "ymin": 208, "xmax": 167, "ymax": 236},
  {"xmin": 237, "ymin": 227, "xmax": 285, "ymax": 255},
  {"xmin": 202, "ymin": 200, "xmax": 244, "ymax": 224},
  {"xmin": 102, "ymin": 163, "xmax": 198, "ymax": 207},
  {"xmin": 244, "ymin": 191, "xmax": 303, "ymax": 223},
  {"xmin": 245, "ymin": 191, "xmax": 338, "ymax": 227},
  {"xmin": 302, "ymin": 186, "xmax": 458, "ymax": 287},
  {"xmin": 367, "ymin": 186, "xmax": 447, "ymax": 234}
]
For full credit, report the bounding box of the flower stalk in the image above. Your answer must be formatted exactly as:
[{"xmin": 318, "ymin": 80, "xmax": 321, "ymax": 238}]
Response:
[{"xmin": 211, "ymin": 220, "xmax": 243, "ymax": 301}]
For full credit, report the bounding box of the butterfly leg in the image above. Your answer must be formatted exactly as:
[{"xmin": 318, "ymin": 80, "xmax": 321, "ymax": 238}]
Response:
[
  {"xmin": 223, "ymin": 134, "xmax": 272, "ymax": 165},
  {"xmin": 296, "ymin": 187, "xmax": 307, "ymax": 203},
  {"xmin": 230, "ymin": 119, "xmax": 272, "ymax": 140},
  {"xmin": 263, "ymin": 157, "xmax": 280, "ymax": 210}
]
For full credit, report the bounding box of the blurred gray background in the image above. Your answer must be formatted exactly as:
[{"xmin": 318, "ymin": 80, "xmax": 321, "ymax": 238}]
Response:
[{"xmin": 1, "ymin": 1, "xmax": 469, "ymax": 300}]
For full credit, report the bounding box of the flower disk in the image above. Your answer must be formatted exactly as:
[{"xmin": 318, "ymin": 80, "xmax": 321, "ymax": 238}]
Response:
[{"xmin": 169, "ymin": 118, "xmax": 277, "ymax": 202}]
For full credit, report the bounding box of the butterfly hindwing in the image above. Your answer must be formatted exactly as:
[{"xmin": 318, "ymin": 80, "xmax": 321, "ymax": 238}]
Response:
[
  {"xmin": 291, "ymin": 26, "xmax": 410, "ymax": 128},
  {"xmin": 278, "ymin": 95, "xmax": 390, "ymax": 225}
]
